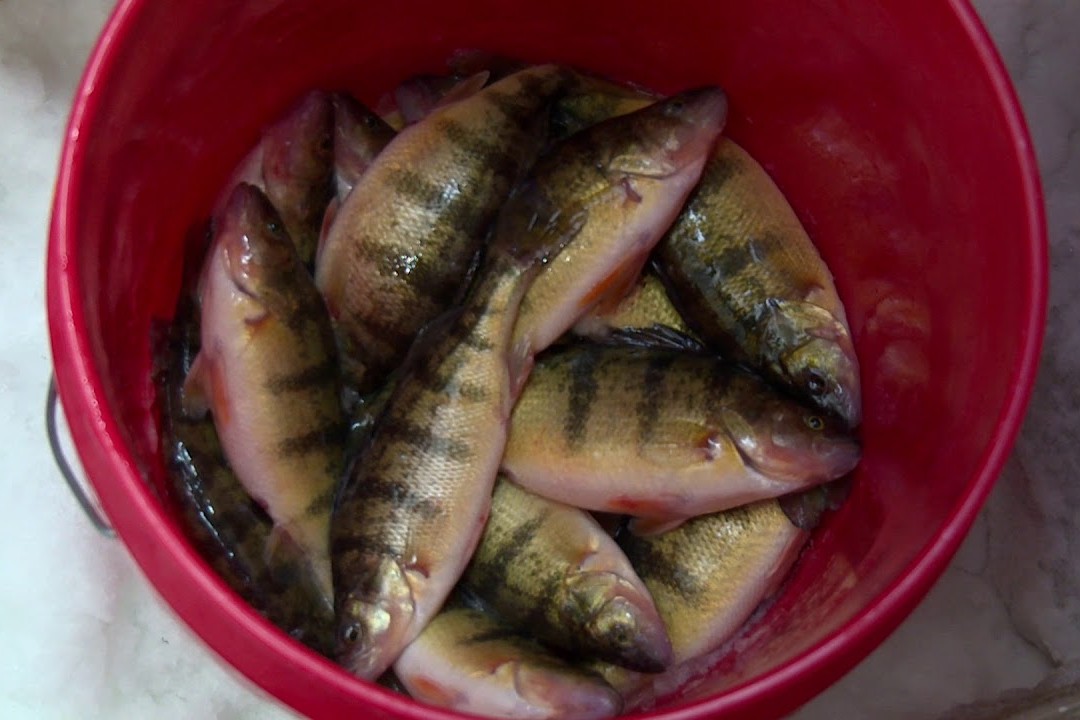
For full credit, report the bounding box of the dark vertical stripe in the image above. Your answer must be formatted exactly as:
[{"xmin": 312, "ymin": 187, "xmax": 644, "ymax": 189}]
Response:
[
  {"xmin": 264, "ymin": 356, "xmax": 338, "ymax": 393},
  {"xmin": 635, "ymin": 352, "xmax": 678, "ymax": 447},
  {"xmin": 564, "ymin": 348, "xmax": 600, "ymax": 451},
  {"xmin": 276, "ymin": 421, "xmax": 347, "ymax": 458},
  {"xmin": 378, "ymin": 417, "xmax": 474, "ymax": 463},
  {"xmin": 471, "ymin": 513, "xmax": 545, "ymax": 586}
]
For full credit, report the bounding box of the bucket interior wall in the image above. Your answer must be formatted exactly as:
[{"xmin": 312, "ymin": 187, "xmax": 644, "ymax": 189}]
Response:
[{"xmin": 49, "ymin": 1, "xmax": 1042, "ymax": 718}]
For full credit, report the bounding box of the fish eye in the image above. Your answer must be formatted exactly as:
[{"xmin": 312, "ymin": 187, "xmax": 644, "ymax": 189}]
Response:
[
  {"xmin": 804, "ymin": 415, "xmax": 825, "ymax": 431},
  {"xmin": 341, "ymin": 623, "xmax": 361, "ymax": 644}
]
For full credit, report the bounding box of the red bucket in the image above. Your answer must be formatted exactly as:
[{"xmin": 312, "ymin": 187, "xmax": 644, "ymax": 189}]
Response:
[{"xmin": 47, "ymin": 1, "xmax": 1046, "ymax": 718}]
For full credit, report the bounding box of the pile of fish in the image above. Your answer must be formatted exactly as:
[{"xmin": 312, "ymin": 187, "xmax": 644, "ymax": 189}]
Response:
[{"xmin": 153, "ymin": 56, "xmax": 862, "ymax": 719}]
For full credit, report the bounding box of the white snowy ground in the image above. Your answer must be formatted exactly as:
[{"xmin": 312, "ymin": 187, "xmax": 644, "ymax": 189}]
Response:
[{"xmin": 1, "ymin": 1, "xmax": 1077, "ymax": 718}]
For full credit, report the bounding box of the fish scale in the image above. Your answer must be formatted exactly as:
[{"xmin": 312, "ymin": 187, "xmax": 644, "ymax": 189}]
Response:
[
  {"xmin": 331, "ymin": 250, "xmax": 546, "ymax": 681},
  {"xmin": 156, "ymin": 299, "xmax": 335, "ymax": 654},
  {"xmin": 393, "ymin": 604, "xmax": 623, "ymax": 719},
  {"xmin": 316, "ymin": 65, "xmax": 572, "ymax": 393},
  {"xmin": 619, "ymin": 500, "xmax": 808, "ymax": 663},
  {"xmin": 186, "ymin": 183, "xmax": 345, "ymax": 612},
  {"xmin": 503, "ymin": 344, "xmax": 860, "ymax": 522},
  {"xmin": 510, "ymin": 87, "xmax": 728, "ymax": 359},
  {"xmin": 589, "ymin": 499, "xmax": 812, "ymax": 699},
  {"xmin": 654, "ymin": 138, "xmax": 862, "ymax": 426},
  {"xmin": 462, "ymin": 477, "xmax": 672, "ymax": 672},
  {"xmin": 330, "ymin": 84, "xmax": 730, "ymax": 682}
]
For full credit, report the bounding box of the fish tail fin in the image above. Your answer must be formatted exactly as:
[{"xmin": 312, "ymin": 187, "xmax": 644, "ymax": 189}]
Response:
[
  {"xmin": 506, "ymin": 336, "xmax": 536, "ymax": 402},
  {"xmin": 267, "ymin": 522, "xmax": 335, "ymax": 613}
]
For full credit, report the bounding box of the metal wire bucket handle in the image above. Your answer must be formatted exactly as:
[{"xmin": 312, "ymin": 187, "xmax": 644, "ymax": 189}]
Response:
[{"xmin": 46, "ymin": 376, "xmax": 116, "ymax": 538}]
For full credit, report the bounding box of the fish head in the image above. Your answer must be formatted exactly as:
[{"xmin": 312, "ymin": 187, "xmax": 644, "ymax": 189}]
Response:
[
  {"xmin": 719, "ymin": 385, "xmax": 861, "ymax": 485},
  {"xmin": 334, "ymin": 556, "xmax": 417, "ymax": 679},
  {"xmin": 565, "ymin": 571, "xmax": 674, "ymax": 673},
  {"xmin": 216, "ymin": 183, "xmax": 300, "ymax": 298},
  {"xmin": 263, "ymin": 90, "xmax": 333, "ymax": 189},
  {"xmin": 332, "ymin": 93, "xmax": 396, "ymax": 181},
  {"xmin": 602, "ymin": 87, "xmax": 727, "ymax": 182},
  {"xmin": 758, "ymin": 299, "xmax": 862, "ymax": 427}
]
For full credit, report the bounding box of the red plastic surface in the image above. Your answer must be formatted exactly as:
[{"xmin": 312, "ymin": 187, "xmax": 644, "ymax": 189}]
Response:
[{"xmin": 47, "ymin": 1, "xmax": 1046, "ymax": 718}]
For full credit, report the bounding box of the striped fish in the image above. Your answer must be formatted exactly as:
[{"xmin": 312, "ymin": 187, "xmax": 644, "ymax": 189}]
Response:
[
  {"xmin": 509, "ymin": 87, "xmax": 728, "ymax": 361},
  {"xmin": 462, "ymin": 477, "xmax": 672, "ymax": 672},
  {"xmin": 394, "ymin": 603, "xmax": 622, "ymax": 719},
  {"xmin": 315, "ymin": 64, "xmax": 572, "ymax": 393},
  {"xmin": 590, "ymin": 498, "xmax": 812, "ymax": 700},
  {"xmin": 183, "ymin": 183, "xmax": 345, "ymax": 611},
  {"xmin": 548, "ymin": 72, "xmax": 656, "ymax": 141},
  {"xmin": 573, "ymin": 271, "xmax": 696, "ymax": 340},
  {"xmin": 502, "ymin": 344, "xmax": 860, "ymax": 524},
  {"xmin": 154, "ymin": 299, "xmax": 335, "ymax": 654},
  {"xmin": 654, "ymin": 138, "xmax": 862, "ymax": 426},
  {"xmin": 330, "ymin": 161, "xmax": 583, "ymax": 679}
]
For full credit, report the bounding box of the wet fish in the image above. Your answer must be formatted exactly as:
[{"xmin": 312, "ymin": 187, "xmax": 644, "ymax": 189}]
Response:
[
  {"xmin": 588, "ymin": 498, "xmax": 812, "ymax": 699},
  {"xmin": 573, "ymin": 271, "xmax": 695, "ymax": 340},
  {"xmin": 331, "ymin": 170, "xmax": 582, "ymax": 679},
  {"xmin": 394, "ymin": 604, "xmax": 622, "ymax": 719},
  {"xmin": 394, "ymin": 71, "xmax": 491, "ymax": 126},
  {"xmin": 331, "ymin": 93, "xmax": 396, "ymax": 202},
  {"xmin": 502, "ymin": 344, "xmax": 860, "ymax": 523},
  {"xmin": 261, "ymin": 90, "xmax": 335, "ymax": 266},
  {"xmin": 510, "ymin": 87, "xmax": 727, "ymax": 360},
  {"xmin": 654, "ymin": 138, "xmax": 862, "ymax": 426},
  {"xmin": 462, "ymin": 477, "xmax": 672, "ymax": 672},
  {"xmin": 184, "ymin": 183, "xmax": 345, "ymax": 611},
  {"xmin": 549, "ymin": 73, "xmax": 656, "ymax": 141},
  {"xmin": 315, "ymin": 64, "xmax": 572, "ymax": 392},
  {"xmin": 620, "ymin": 499, "xmax": 809, "ymax": 665},
  {"xmin": 154, "ymin": 299, "xmax": 335, "ymax": 654}
]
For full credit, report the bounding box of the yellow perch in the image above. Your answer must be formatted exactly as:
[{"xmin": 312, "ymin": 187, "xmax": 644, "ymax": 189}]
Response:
[
  {"xmin": 462, "ymin": 477, "xmax": 672, "ymax": 672},
  {"xmin": 503, "ymin": 344, "xmax": 860, "ymax": 523},
  {"xmin": 654, "ymin": 138, "xmax": 862, "ymax": 426},
  {"xmin": 184, "ymin": 183, "xmax": 345, "ymax": 611},
  {"xmin": 394, "ymin": 604, "xmax": 622, "ymax": 719},
  {"xmin": 316, "ymin": 64, "xmax": 571, "ymax": 392},
  {"xmin": 510, "ymin": 87, "xmax": 727, "ymax": 359}
]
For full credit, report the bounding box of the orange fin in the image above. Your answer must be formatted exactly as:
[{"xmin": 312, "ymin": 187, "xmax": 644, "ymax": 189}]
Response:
[
  {"xmin": 506, "ymin": 337, "xmax": 535, "ymax": 403},
  {"xmin": 267, "ymin": 523, "xmax": 334, "ymax": 612},
  {"xmin": 581, "ymin": 252, "xmax": 650, "ymax": 314}
]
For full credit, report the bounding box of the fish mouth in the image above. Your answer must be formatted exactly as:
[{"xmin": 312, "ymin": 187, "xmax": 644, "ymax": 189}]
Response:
[
  {"xmin": 813, "ymin": 433, "xmax": 862, "ymax": 479},
  {"xmin": 720, "ymin": 408, "xmax": 834, "ymax": 485},
  {"xmin": 818, "ymin": 378, "xmax": 862, "ymax": 430},
  {"xmin": 334, "ymin": 558, "xmax": 418, "ymax": 679},
  {"xmin": 574, "ymin": 572, "xmax": 674, "ymax": 673},
  {"xmin": 808, "ymin": 331, "xmax": 862, "ymax": 428}
]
